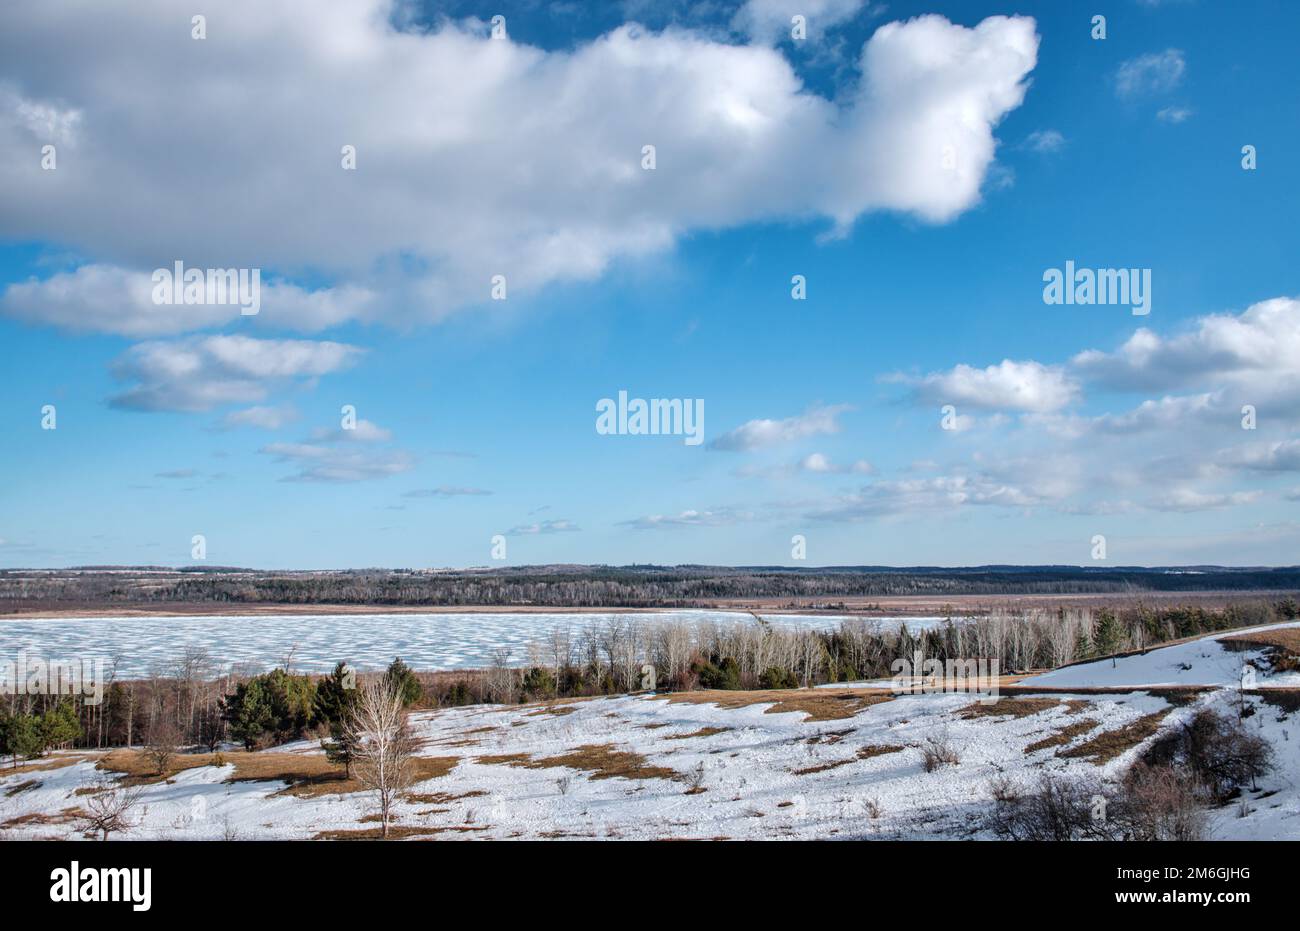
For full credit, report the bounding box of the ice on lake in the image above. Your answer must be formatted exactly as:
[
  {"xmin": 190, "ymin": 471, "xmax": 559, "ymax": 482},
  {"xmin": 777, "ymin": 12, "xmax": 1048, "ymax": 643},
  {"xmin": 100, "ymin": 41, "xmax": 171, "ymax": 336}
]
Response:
[{"xmin": 0, "ymin": 610, "xmax": 947, "ymax": 677}]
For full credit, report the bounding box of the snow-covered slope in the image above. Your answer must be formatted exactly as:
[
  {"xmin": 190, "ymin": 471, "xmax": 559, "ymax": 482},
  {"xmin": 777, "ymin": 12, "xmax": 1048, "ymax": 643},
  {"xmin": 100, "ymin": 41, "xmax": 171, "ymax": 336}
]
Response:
[
  {"xmin": 6, "ymin": 680, "xmax": 1295, "ymax": 841},
  {"xmin": 1020, "ymin": 622, "xmax": 1300, "ymax": 689}
]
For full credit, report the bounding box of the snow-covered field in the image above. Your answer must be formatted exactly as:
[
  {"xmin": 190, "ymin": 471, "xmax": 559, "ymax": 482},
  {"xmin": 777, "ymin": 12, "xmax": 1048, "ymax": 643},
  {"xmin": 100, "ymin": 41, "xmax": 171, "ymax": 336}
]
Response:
[
  {"xmin": 0, "ymin": 611, "xmax": 944, "ymax": 676},
  {"xmin": 5, "ymin": 683, "xmax": 1297, "ymax": 841}
]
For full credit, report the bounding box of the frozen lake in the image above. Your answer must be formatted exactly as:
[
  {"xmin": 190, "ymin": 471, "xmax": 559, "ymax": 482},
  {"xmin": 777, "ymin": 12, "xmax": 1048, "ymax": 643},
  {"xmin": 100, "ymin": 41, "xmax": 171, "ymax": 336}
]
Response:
[{"xmin": 0, "ymin": 611, "xmax": 947, "ymax": 677}]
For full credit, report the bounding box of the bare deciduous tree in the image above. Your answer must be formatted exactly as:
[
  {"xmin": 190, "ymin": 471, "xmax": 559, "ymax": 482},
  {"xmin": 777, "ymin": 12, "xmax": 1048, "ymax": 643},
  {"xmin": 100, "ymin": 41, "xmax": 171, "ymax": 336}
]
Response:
[
  {"xmin": 347, "ymin": 678, "xmax": 417, "ymax": 838},
  {"xmin": 142, "ymin": 717, "xmax": 182, "ymax": 776}
]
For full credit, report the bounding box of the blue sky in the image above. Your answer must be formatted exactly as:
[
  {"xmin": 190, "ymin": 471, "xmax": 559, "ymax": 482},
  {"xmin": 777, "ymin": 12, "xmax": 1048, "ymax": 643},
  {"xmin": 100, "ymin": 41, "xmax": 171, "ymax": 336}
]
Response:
[{"xmin": 1, "ymin": 0, "xmax": 1298, "ymax": 568}]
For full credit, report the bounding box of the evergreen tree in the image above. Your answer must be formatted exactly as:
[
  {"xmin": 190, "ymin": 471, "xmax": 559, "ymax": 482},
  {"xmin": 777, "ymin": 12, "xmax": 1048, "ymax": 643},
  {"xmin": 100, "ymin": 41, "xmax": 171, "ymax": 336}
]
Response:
[
  {"xmin": 315, "ymin": 662, "xmax": 359, "ymax": 776},
  {"xmin": 222, "ymin": 669, "xmax": 317, "ymax": 750},
  {"xmin": 384, "ymin": 657, "xmax": 423, "ymax": 707},
  {"xmin": 1073, "ymin": 628, "xmax": 1094, "ymax": 663},
  {"xmin": 1093, "ymin": 611, "xmax": 1123, "ymax": 661}
]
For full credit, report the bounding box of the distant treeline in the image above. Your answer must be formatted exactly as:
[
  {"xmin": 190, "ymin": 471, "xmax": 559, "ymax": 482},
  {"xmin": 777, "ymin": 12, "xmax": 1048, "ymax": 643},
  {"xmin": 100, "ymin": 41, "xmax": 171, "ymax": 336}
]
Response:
[{"xmin": 3, "ymin": 564, "xmax": 1300, "ymax": 609}]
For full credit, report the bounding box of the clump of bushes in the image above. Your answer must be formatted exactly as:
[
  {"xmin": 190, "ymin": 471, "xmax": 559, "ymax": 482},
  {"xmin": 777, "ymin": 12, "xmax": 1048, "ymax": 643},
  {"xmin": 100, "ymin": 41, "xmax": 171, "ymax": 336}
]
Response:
[
  {"xmin": 758, "ymin": 666, "xmax": 800, "ymax": 690},
  {"xmin": 694, "ymin": 655, "xmax": 742, "ymax": 690},
  {"xmin": 1139, "ymin": 707, "xmax": 1272, "ymax": 802}
]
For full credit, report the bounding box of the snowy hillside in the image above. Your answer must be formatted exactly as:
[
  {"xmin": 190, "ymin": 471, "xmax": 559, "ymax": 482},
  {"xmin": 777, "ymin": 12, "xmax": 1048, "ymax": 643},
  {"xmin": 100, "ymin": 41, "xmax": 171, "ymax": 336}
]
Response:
[
  {"xmin": 1021, "ymin": 622, "xmax": 1300, "ymax": 689},
  {"xmin": 4, "ymin": 676, "xmax": 1297, "ymax": 840}
]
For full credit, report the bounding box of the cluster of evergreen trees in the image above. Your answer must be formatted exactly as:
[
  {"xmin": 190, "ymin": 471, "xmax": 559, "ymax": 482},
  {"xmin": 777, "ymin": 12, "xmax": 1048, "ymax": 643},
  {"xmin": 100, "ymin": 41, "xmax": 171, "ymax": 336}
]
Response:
[{"xmin": 0, "ymin": 700, "xmax": 81, "ymax": 765}]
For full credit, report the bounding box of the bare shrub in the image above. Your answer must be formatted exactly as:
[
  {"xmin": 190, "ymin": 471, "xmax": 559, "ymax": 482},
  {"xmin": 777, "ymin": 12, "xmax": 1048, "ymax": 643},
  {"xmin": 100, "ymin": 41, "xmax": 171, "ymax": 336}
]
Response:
[
  {"xmin": 75, "ymin": 778, "xmax": 145, "ymax": 841},
  {"xmin": 1118, "ymin": 762, "xmax": 1208, "ymax": 841},
  {"xmin": 921, "ymin": 730, "xmax": 960, "ymax": 772},
  {"xmin": 987, "ymin": 772, "xmax": 1120, "ymax": 841},
  {"xmin": 685, "ymin": 761, "xmax": 706, "ymax": 792}
]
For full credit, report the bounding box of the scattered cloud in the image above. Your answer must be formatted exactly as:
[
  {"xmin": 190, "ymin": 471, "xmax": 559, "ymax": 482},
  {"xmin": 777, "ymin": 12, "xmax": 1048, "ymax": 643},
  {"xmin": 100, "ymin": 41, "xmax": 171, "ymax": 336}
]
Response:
[
  {"xmin": 1023, "ymin": 129, "xmax": 1065, "ymax": 153},
  {"xmin": 731, "ymin": 0, "xmax": 867, "ymax": 44},
  {"xmin": 1156, "ymin": 105, "xmax": 1193, "ymax": 123},
  {"xmin": 621, "ymin": 507, "xmax": 753, "ymax": 529},
  {"xmin": 712, "ymin": 404, "xmax": 851, "ymax": 451},
  {"xmin": 402, "ymin": 486, "xmax": 492, "ymax": 498},
  {"xmin": 260, "ymin": 442, "xmax": 414, "ymax": 483},
  {"xmin": 1115, "ymin": 49, "xmax": 1186, "ymax": 98},
  {"xmin": 221, "ymin": 404, "xmax": 300, "ymax": 431},
  {"xmin": 312, "ymin": 419, "xmax": 392, "ymax": 443},
  {"xmin": 897, "ymin": 359, "xmax": 1078, "ymax": 412},
  {"xmin": 109, "ymin": 335, "xmax": 362, "ymax": 413},
  {"xmin": 1149, "ymin": 488, "xmax": 1262, "ymax": 512},
  {"xmin": 509, "ymin": 519, "xmax": 581, "ymax": 535}
]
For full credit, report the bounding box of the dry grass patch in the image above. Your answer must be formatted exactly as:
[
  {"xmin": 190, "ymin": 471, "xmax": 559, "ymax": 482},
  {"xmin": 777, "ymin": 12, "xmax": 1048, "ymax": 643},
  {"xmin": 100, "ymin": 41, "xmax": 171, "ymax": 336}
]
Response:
[
  {"xmin": 856, "ymin": 744, "xmax": 906, "ymax": 760},
  {"xmin": 1222, "ymin": 629, "xmax": 1300, "ymax": 672},
  {"xmin": 658, "ymin": 689, "xmax": 891, "ymax": 722},
  {"xmin": 477, "ymin": 743, "xmax": 681, "ymax": 782},
  {"xmin": 1, "ymin": 806, "xmax": 82, "ymax": 829},
  {"xmin": 960, "ymin": 697, "xmax": 1060, "ymax": 720},
  {"xmin": 314, "ymin": 824, "xmax": 488, "ymax": 840},
  {"xmin": 406, "ymin": 789, "xmax": 488, "ymax": 805},
  {"xmin": 2, "ymin": 753, "xmax": 97, "ymax": 776},
  {"xmin": 526, "ymin": 705, "xmax": 578, "ymax": 717},
  {"xmin": 665, "ymin": 727, "xmax": 731, "ymax": 740},
  {"xmin": 1057, "ymin": 711, "xmax": 1169, "ymax": 764},
  {"xmin": 1023, "ymin": 719, "xmax": 1100, "ymax": 755},
  {"xmin": 4, "ymin": 779, "xmax": 41, "ymax": 797},
  {"xmin": 99, "ymin": 748, "xmax": 458, "ymax": 797},
  {"xmin": 792, "ymin": 758, "xmax": 854, "ymax": 776}
]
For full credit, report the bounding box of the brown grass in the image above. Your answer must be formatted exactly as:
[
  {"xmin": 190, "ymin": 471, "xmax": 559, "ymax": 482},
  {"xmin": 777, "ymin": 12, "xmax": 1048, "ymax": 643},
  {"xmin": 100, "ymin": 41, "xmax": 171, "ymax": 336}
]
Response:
[
  {"xmin": 98, "ymin": 748, "xmax": 458, "ymax": 797},
  {"xmin": 792, "ymin": 758, "xmax": 854, "ymax": 776},
  {"xmin": 664, "ymin": 727, "xmax": 731, "ymax": 740},
  {"xmin": 1222, "ymin": 629, "xmax": 1300, "ymax": 672},
  {"xmin": 1056, "ymin": 711, "xmax": 1169, "ymax": 764},
  {"xmin": 1221, "ymin": 628, "xmax": 1300, "ymax": 654},
  {"xmin": 4, "ymin": 779, "xmax": 41, "ymax": 797},
  {"xmin": 856, "ymin": 744, "xmax": 906, "ymax": 760},
  {"xmin": 959, "ymin": 697, "xmax": 1061, "ymax": 719},
  {"xmin": 0, "ymin": 753, "xmax": 97, "ymax": 775},
  {"xmin": 1023, "ymin": 719, "xmax": 1100, "ymax": 754},
  {"xmin": 313, "ymin": 824, "xmax": 488, "ymax": 840},
  {"xmin": 525, "ymin": 705, "xmax": 577, "ymax": 717},
  {"xmin": 406, "ymin": 789, "xmax": 488, "ymax": 805},
  {"xmin": 476, "ymin": 743, "xmax": 680, "ymax": 782},
  {"xmin": 657, "ymin": 689, "xmax": 892, "ymax": 721}
]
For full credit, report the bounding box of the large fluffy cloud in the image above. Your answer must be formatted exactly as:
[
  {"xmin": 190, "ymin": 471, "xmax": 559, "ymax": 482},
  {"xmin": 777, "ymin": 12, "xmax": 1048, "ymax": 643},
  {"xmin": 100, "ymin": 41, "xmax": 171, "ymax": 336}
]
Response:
[
  {"xmin": 0, "ymin": 2, "xmax": 1038, "ymax": 332},
  {"xmin": 1071, "ymin": 297, "xmax": 1300, "ymax": 399}
]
